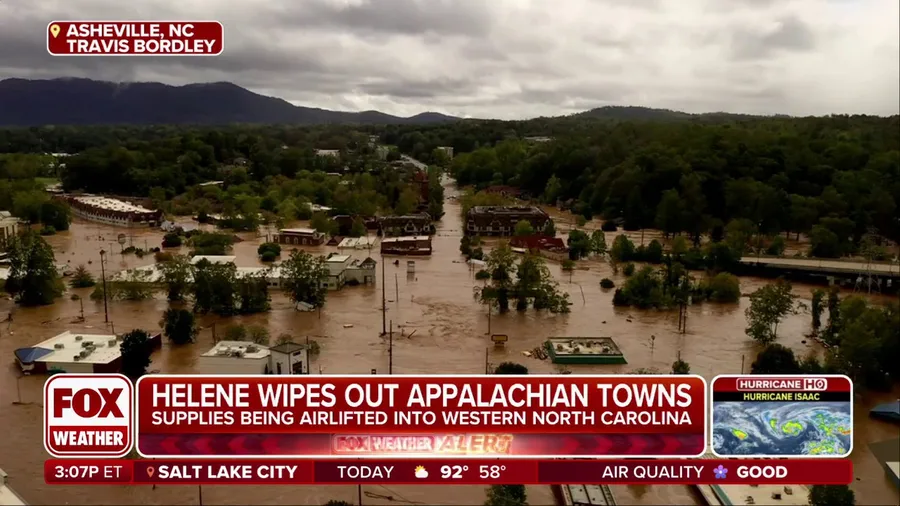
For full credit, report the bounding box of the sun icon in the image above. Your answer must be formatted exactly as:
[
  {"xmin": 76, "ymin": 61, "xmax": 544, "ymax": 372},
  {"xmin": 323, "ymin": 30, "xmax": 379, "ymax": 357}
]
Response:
[{"xmin": 414, "ymin": 466, "xmax": 429, "ymax": 479}]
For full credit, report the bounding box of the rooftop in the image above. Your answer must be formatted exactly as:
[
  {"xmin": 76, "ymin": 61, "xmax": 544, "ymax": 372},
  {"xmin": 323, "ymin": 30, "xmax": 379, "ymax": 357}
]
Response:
[
  {"xmin": 382, "ymin": 236, "xmax": 431, "ymax": 243},
  {"xmin": 29, "ymin": 331, "xmax": 123, "ymax": 365},
  {"xmin": 280, "ymin": 228, "xmax": 318, "ymax": 235},
  {"xmin": 191, "ymin": 255, "xmax": 236, "ymax": 265},
  {"xmin": 326, "ymin": 254, "xmax": 351, "ymax": 263},
  {"xmin": 270, "ymin": 342, "xmax": 305, "ymax": 355},
  {"xmin": 202, "ymin": 341, "xmax": 270, "ymax": 360},
  {"xmin": 73, "ymin": 195, "xmax": 157, "ymax": 214},
  {"xmin": 469, "ymin": 206, "xmax": 547, "ymax": 216},
  {"xmin": 548, "ymin": 337, "xmax": 623, "ymax": 356}
]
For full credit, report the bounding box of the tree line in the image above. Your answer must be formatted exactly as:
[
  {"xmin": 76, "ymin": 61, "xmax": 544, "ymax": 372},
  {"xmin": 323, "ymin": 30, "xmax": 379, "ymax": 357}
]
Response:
[{"xmin": 429, "ymin": 116, "xmax": 898, "ymax": 259}]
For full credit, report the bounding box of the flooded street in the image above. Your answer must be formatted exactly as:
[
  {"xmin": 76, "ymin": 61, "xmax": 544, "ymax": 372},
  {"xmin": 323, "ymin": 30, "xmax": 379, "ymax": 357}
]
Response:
[{"xmin": 1, "ymin": 180, "xmax": 898, "ymax": 505}]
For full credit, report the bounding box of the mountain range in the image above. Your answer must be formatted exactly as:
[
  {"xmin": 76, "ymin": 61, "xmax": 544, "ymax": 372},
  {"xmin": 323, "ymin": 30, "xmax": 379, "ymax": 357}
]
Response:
[{"xmin": 0, "ymin": 77, "xmax": 776, "ymax": 126}]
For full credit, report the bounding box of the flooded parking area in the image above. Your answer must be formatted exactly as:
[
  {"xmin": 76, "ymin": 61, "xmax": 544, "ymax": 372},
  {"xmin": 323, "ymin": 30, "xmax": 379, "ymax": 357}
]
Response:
[{"xmin": 1, "ymin": 183, "xmax": 898, "ymax": 505}]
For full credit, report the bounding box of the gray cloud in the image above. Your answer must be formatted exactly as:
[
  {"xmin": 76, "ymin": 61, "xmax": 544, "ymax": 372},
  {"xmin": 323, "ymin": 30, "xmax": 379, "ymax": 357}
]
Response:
[
  {"xmin": 731, "ymin": 15, "xmax": 817, "ymax": 60},
  {"xmin": 0, "ymin": 0, "xmax": 897, "ymax": 118}
]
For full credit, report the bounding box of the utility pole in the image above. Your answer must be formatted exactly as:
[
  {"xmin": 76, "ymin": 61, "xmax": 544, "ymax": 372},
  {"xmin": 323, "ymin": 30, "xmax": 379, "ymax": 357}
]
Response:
[
  {"xmin": 487, "ymin": 302, "xmax": 492, "ymax": 335},
  {"xmin": 395, "ymin": 273, "xmax": 399, "ymax": 304},
  {"xmin": 358, "ymin": 484, "xmax": 363, "ymax": 505},
  {"xmin": 306, "ymin": 335, "xmax": 311, "ymax": 374},
  {"xmin": 381, "ymin": 256, "xmax": 386, "ymax": 335},
  {"xmin": 99, "ymin": 249, "xmax": 109, "ymax": 323},
  {"xmin": 389, "ymin": 321, "xmax": 393, "ymax": 375}
]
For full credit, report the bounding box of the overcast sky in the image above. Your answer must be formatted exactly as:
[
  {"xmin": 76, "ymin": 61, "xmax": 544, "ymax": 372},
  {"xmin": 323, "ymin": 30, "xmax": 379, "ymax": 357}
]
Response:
[{"xmin": 1, "ymin": 0, "xmax": 898, "ymax": 119}]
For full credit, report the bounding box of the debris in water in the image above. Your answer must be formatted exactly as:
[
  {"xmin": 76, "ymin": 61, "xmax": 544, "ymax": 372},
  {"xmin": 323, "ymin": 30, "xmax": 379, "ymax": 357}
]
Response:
[
  {"xmin": 801, "ymin": 340, "xmax": 807, "ymax": 344},
  {"xmin": 602, "ymin": 321, "xmax": 606, "ymax": 324},
  {"xmin": 343, "ymin": 324, "xmax": 353, "ymax": 328},
  {"xmin": 626, "ymin": 318, "xmax": 632, "ymax": 323},
  {"xmin": 522, "ymin": 351, "xmax": 532, "ymax": 357}
]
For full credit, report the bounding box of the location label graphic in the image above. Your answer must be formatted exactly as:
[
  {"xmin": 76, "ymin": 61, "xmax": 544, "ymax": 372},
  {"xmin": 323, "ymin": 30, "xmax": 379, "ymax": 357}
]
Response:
[{"xmin": 47, "ymin": 21, "xmax": 224, "ymax": 55}]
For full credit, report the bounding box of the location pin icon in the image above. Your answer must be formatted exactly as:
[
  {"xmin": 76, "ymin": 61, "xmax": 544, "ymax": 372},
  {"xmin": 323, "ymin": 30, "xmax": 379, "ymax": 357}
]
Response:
[
  {"xmin": 146, "ymin": 466, "xmax": 155, "ymax": 478},
  {"xmin": 49, "ymin": 24, "xmax": 61, "ymax": 38}
]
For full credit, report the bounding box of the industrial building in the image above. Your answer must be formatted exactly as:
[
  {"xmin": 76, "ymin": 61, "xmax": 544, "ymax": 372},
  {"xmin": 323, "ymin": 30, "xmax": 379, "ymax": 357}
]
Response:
[
  {"xmin": 63, "ymin": 195, "xmax": 163, "ymax": 227},
  {"xmin": 14, "ymin": 331, "xmax": 162, "ymax": 375}
]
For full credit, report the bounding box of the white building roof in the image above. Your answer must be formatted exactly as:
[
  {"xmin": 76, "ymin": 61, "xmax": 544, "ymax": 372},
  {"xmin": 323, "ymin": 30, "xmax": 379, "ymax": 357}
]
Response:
[
  {"xmin": 307, "ymin": 204, "xmax": 332, "ymax": 212},
  {"xmin": 280, "ymin": 228, "xmax": 318, "ymax": 234},
  {"xmin": 202, "ymin": 341, "xmax": 270, "ymax": 360},
  {"xmin": 382, "ymin": 236, "xmax": 430, "ymax": 243},
  {"xmin": 74, "ymin": 196, "xmax": 156, "ymax": 214},
  {"xmin": 326, "ymin": 254, "xmax": 351, "ymax": 263},
  {"xmin": 112, "ymin": 264, "xmax": 163, "ymax": 282},
  {"xmin": 32, "ymin": 331, "xmax": 122, "ymax": 365},
  {"xmin": 338, "ymin": 237, "xmax": 377, "ymax": 249},
  {"xmin": 190, "ymin": 255, "xmax": 236, "ymax": 265}
]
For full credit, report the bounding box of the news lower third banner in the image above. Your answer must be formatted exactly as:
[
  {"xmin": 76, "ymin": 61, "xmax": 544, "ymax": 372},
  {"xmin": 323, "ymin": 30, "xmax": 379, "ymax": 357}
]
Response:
[
  {"xmin": 135, "ymin": 375, "xmax": 708, "ymax": 458},
  {"xmin": 45, "ymin": 458, "xmax": 853, "ymax": 485}
]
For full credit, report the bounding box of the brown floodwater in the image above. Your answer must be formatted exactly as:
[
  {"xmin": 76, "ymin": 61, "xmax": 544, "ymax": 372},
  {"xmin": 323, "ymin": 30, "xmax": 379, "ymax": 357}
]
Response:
[{"xmin": 1, "ymin": 180, "xmax": 898, "ymax": 505}]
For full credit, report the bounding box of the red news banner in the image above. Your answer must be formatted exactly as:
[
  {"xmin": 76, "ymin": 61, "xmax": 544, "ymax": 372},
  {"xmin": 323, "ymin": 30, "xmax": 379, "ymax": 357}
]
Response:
[
  {"xmin": 136, "ymin": 375, "xmax": 708, "ymax": 458},
  {"xmin": 47, "ymin": 21, "xmax": 223, "ymax": 55},
  {"xmin": 44, "ymin": 459, "xmax": 853, "ymax": 485}
]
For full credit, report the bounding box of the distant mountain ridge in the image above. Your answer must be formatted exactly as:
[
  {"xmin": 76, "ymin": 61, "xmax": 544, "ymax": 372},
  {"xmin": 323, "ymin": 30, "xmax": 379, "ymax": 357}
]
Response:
[
  {"xmin": 0, "ymin": 77, "xmax": 796, "ymax": 127},
  {"xmin": 0, "ymin": 78, "xmax": 461, "ymax": 126}
]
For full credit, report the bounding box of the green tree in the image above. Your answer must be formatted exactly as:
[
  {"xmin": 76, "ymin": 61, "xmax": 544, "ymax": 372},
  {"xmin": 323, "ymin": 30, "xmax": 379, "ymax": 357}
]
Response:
[
  {"xmin": 810, "ymin": 289, "xmax": 825, "ymax": 334},
  {"xmin": 40, "ymin": 199, "xmax": 71, "ymax": 231},
  {"xmin": 809, "ymin": 485, "xmax": 855, "ymax": 506},
  {"xmin": 542, "ymin": 220, "xmax": 556, "ymax": 237},
  {"xmin": 119, "ymin": 329, "xmax": 153, "ymax": 381},
  {"xmin": 162, "ymin": 232, "xmax": 183, "ymax": 248},
  {"xmin": 575, "ymin": 215, "xmax": 587, "ymax": 227},
  {"xmin": 248, "ymin": 325, "xmax": 270, "ymax": 345},
  {"xmin": 655, "ymin": 189, "xmax": 683, "ymax": 237},
  {"xmin": 159, "ymin": 254, "xmax": 193, "ymax": 302},
  {"xmin": 282, "ymin": 250, "xmax": 329, "ymax": 307},
  {"xmin": 310, "ymin": 212, "xmax": 336, "ymax": 236},
  {"xmin": 485, "ymin": 484, "xmax": 527, "ymax": 506},
  {"xmin": 702, "ymin": 273, "xmax": 741, "ymax": 303},
  {"xmin": 483, "ymin": 243, "xmax": 517, "ymax": 312},
  {"xmin": 671, "ymin": 358, "xmax": 691, "ymax": 374},
  {"xmin": 237, "ymin": 269, "xmax": 271, "ymax": 314},
  {"xmin": 745, "ymin": 280, "xmax": 797, "ymax": 344},
  {"xmin": 69, "ymin": 265, "xmax": 96, "ymax": 288},
  {"xmin": 494, "ymin": 362, "xmax": 528, "ymax": 374},
  {"xmin": 567, "ymin": 229, "xmax": 591, "ymax": 260},
  {"xmin": 161, "ymin": 308, "xmax": 197, "ymax": 345},
  {"xmin": 4, "ymin": 230, "xmax": 63, "ymax": 306},
  {"xmin": 394, "ymin": 187, "xmax": 420, "ymax": 215},
  {"xmin": 192, "ymin": 260, "xmax": 238, "ymax": 315},
  {"xmin": 513, "ymin": 220, "xmax": 534, "ymax": 237},
  {"xmin": 751, "ymin": 343, "xmax": 801, "ymax": 374},
  {"xmin": 542, "ymin": 175, "xmax": 561, "ymax": 204},
  {"xmin": 609, "ymin": 234, "xmax": 635, "ymax": 264},
  {"xmin": 349, "ymin": 217, "xmax": 367, "ymax": 238},
  {"xmin": 225, "ymin": 324, "xmax": 247, "ymax": 341},
  {"xmin": 590, "ymin": 230, "xmax": 607, "ymax": 256}
]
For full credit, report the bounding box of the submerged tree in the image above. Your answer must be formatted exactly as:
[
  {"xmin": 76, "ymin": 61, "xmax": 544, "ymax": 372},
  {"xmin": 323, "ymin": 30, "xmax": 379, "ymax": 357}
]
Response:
[
  {"xmin": 120, "ymin": 329, "xmax": 153, "ymax": 381},
  {"xmin": 281, "ymin": 249, "xmax": 329, "ymax": 308},
  {"xmin": 159, "ymin": 254, "xmax": 193, "ymax": 302},
  {"xmin": 745, "ymin": 280, "xmax": 798, "ymax": 344},
  {"xmin": 5, "ymin": 230, "xmax": 63, "ymax": 306},
  {"xmin": 161, "ymin": 308, "xmax": 197, "ymax": 345}
]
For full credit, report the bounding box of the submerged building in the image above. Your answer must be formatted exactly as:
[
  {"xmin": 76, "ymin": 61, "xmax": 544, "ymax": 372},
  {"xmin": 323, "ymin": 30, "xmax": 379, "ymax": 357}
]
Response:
[
  {"xmin": 64, "ymin": 195, "xmax": 163, "ymax": 227},
  {"xmin": 465, "ymin": 206, "xmax": 550, "ymax": 236},
  {"xmin": 14, "ymin": 331, "xmax": 162, "ymax": 374},
  {"xmin": 381, "ymin": 236, "xmax": 432, "ymax": 256}
]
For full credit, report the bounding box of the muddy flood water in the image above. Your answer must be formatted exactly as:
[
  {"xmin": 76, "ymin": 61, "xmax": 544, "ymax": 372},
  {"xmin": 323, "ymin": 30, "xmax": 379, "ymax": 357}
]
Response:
[{"xmin": 1, "ymin": 180, "xmax": 898, "ymax": 505}]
